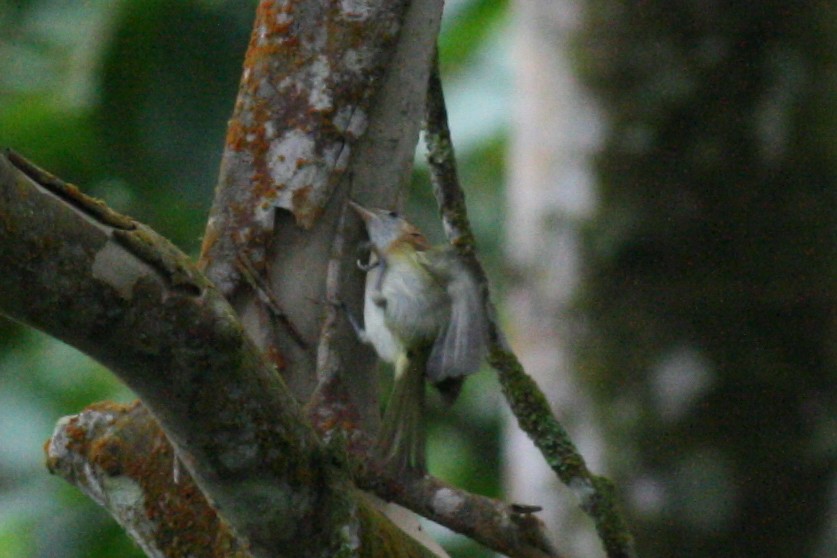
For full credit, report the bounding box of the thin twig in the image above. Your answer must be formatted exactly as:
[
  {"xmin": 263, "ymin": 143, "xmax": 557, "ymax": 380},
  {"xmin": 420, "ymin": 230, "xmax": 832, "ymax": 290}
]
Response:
[
  {"xmin": 235, "ymin": 251, "xmax": 307, "ymax": 348},
  {"xmin": 316, "ymin": 198, "xmax": 351, "ymax": 383},
  {"xmin": 422, "ymin": 51, "xmax": 637, "ymax": 558}
]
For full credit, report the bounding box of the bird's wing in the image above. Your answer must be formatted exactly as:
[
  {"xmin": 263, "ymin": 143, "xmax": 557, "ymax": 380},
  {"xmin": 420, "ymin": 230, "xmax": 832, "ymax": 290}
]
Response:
[{"xmin": 421, "ymin": 248, "xmax": 488, "ymax": 384}]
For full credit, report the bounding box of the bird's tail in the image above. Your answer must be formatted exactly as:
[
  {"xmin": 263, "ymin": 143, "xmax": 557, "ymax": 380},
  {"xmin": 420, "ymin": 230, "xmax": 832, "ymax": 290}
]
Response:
[{"xmin": 376, "ymin": 351, "xmax": 427, "ymax": 475}]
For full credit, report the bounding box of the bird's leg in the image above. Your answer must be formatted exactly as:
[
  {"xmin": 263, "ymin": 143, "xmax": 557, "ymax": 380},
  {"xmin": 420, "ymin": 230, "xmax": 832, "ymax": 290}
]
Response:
[
  {"xmin": 333, "ymin": 300, "xmax": 371, "ymax": 345},
  {"xmin": 356, "ymin": 242, "xmax": 388, "ymax": 307},
  {"xmin": 356, "ymin": 241, "xmax": 379, "ymax": 272}
]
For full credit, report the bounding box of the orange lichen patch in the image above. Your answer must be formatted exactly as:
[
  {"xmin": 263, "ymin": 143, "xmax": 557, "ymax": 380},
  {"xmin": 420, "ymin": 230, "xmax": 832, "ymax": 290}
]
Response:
[
  {"xmin": 305, "ymin": 377, "xmax": 372, "ymax": 459},
  {"xmin": 89, "ymin": 436, "xmax": 125, "ymax": 477},
  {"xmin": 225, "ymin": 120, "xmax": 249, "ymax": 152},
  {"xmin": 243, "ymin": 2, "xmax": 301, "ymax": 72},
  {"xmin": 291, "ymin": 184, "xmax": 313, "ymax": 206},
  {"xmin": 290, "ymin": 184, "xmax": 326, "ymax": 228},
  {"xmin": 74, "ymin": 403, "xmax": 242, "ymax": 554},
  {"xmin": 43, "ymin": 439, "xmax": 61, "ymax": 473},
  {"xmin": 63, "ymin": 417, "xmax": 89, "ymax": 445},
  {"xmin": 266, "ymin": 343, "xmax": 286, "ymax": 371},
  {"xmin": 142, "ymin": 447, "xmax": 238, "ymax": 552}
]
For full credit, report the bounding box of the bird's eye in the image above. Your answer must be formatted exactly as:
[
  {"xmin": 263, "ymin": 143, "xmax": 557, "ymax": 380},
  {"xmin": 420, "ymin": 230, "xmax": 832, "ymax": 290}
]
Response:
[{"xmin": 387, "ymin": 211, "xmax": 399, "ymax": 218}]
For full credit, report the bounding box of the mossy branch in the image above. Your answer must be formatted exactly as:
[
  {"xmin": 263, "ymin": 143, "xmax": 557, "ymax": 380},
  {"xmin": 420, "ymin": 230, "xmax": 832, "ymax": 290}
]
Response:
[
  {"xmin": 422, "ymin": 53, "xmax": 637, "ymax": 558},
  {"xmin": 0, "ymin": 150, "xmax": 437, "ymax": 558}
]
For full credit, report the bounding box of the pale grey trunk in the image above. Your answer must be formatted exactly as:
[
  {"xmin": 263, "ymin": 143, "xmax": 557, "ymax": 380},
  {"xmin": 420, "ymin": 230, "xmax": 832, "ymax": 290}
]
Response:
[{"xmin": 504, "ymin": 0, "xmax": 604, "ymax": 556}]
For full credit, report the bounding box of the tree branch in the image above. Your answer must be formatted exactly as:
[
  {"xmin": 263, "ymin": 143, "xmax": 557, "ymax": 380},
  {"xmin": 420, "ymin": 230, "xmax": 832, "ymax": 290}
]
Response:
[
  {"xmin": 423, "ymin": 57, "xmax": 637, "ymax": 558},
  {"xmin": 356, "ymin": 465, "xmax": 561, "ymax": 558},
  {"xmin": 46, "ymin": 401, "xmax": 250, "ymax": 558},
  {"xmin": 0, "ymin": 150, "xmax": 432, "ymax": 558}
]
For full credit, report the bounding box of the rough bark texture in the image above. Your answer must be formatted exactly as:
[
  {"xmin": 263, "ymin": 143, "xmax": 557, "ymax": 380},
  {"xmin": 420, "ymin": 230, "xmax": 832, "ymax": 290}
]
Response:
[
  {"xmin": 198, "ymin": 0, "xmax": 446, "ymax": 428},
  {"xmin": 577, "ymin": 2, "xmax": 837, "ymax": 557}
]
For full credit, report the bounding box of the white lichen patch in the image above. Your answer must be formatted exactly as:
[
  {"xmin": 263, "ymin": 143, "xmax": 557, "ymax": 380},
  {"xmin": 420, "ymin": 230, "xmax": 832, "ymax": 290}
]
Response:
[
  {"xmin": 257, "ymin": 23, "xmax": 269, "ymax": 43},
  {"xmin": 431, "ymin": 488, "xmax": 465, "ymax": 516},
  {"xmin": 568, "ymin": 477, "xmax": 596, "ymax": 511},
  {"xmin": 307, "ymin": 55, "xmax": 333, "ymax": 111},
  {"xmin": 340, "ymin": 520, "xmax": 361, "ymax": 551},
  {"xmin": 257, "ymin": 77, "xmax": 277, "ymax": 100},
  {"xmin": 262, "ymin": 129, "xmax": 333, "ymax": 222},
  {"xmin": 267, "ymin": 129, "xmax": 316, "ymax": 184},
  {"xmin": 102, "ymin": 475, "xmax": 167, "ymax": 558},
  {"xmin": 264, "ymin": 120, "xmax": 277, "ymax": 140},
  {"xmin": 276, "ymin": 76, "xmax": 293, "ymax": 91},
  {"xmin": 342, "ymin": 48, "xmax": 370, "ymax": 75},
  {"xmin": 103, "ymin": 474, "xmax": 145, "ymax": 513},
  {"xmin": 238, "ymin": 107, "xmax": 255, "ymax": 128},
  {"xmin": 47, "ymin": 416, "xmax": 74, "ymax": 460},
  {"xmin": 275, "ymin": 11, "xmax": 293, "ymax": 26}
]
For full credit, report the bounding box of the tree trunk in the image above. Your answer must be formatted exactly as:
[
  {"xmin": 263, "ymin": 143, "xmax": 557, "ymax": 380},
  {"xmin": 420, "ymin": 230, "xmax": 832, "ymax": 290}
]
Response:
[{"xmin": 505, "ymin": 1, "xmax": 604, "ymax": 557}]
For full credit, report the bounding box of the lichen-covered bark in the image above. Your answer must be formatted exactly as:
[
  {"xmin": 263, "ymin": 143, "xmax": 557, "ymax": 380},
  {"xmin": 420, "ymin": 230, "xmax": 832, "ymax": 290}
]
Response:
[
  {"xmin": 45, "ymin": 401, "xmax": 441, "ymax": 558},
  {"xmin": 198, "ymin": 0, "xmax": 444, "ymax": 413},
  {"xmin": 202, "ymin": 0, "xmax": 409, "ymax": 250},
  {"xmin": 46, "ymin": 402, "xmax": 249, "ymax": 558}
]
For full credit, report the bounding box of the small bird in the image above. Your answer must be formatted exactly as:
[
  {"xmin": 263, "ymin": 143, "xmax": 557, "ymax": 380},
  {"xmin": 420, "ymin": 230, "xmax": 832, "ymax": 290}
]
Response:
[{"xmin": 347, "ymin": 201, "xmax": 488, "ymax": 474}]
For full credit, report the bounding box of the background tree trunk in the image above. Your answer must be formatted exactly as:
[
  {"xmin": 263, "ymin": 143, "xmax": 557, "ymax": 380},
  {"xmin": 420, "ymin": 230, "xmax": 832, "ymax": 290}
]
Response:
[{"xmin": 505, "ymin": 1, "xmax": 603, "ymax": 557}]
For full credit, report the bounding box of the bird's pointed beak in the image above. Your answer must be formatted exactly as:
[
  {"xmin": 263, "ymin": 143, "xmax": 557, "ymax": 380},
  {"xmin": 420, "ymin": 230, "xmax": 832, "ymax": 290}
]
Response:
[{"xmin": 348, "ymin": 200, "xmax": 375, "ymax": 223}]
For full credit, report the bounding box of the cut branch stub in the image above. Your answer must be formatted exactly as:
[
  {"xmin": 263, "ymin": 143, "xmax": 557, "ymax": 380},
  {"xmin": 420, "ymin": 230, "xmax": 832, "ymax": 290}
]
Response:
[
  {"xmin": 201, "ymin": 0, "xmax": 410, "ymax": 291},
  {"xmin": 46, "ymin": 401, "xmax": 250, "ymax": 558}
]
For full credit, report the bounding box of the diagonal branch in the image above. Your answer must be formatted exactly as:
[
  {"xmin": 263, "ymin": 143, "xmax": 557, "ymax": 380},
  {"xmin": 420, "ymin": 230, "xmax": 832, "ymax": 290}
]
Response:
[
  {"xmin": 355, "ymin": 464, "xmax": 561, "ymax": 558},
  {"xmin": 422, "ymin": 55, "xmax": 638, "ymax": 558},
  {"xmin": 0, "ymin": 150, "xmax": 432, "ymax": 558}
]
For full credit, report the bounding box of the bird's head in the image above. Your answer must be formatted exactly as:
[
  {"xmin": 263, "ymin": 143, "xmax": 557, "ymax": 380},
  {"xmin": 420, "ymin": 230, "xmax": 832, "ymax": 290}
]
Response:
[{"xmin": 348, "ymin": 201, "xmax": 430, "ymax": 252}]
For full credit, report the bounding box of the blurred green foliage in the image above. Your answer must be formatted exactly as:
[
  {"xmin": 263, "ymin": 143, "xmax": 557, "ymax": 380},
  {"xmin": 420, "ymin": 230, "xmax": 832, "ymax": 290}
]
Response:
[{"xmin": 0, "ymin": 0, "xmax": 510, "ymax": 557}]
